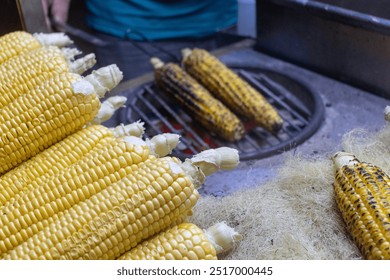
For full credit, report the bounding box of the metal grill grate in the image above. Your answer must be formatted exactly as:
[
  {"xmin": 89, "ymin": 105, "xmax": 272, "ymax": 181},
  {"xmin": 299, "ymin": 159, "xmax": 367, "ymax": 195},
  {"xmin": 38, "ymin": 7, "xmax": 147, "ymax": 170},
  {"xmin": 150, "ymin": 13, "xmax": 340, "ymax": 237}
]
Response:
[{"xmin": 118, "ymin": 66, "xmax": 324, "ymax": 160}]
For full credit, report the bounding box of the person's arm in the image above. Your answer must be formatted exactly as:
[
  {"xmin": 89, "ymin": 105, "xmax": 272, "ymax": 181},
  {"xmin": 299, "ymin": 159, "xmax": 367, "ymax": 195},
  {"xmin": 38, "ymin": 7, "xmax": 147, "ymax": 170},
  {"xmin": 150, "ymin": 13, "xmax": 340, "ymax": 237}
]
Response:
[{"xmin": 41, "ymin": 0, "xmax": 72, "ymax": 30}]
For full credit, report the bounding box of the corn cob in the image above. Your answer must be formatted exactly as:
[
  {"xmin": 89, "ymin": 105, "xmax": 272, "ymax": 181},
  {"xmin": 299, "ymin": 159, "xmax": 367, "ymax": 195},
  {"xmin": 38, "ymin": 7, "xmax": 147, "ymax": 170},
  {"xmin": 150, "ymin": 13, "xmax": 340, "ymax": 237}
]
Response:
[
  {"xmin": 118, "ymin": 222, "xmax": 241, "ymax": 260},
  {"xmin": 0, "ymin": 122, "xmax": 145, "ymax": 207},
  {"xmin": 2, "ymin": 156, "xmax": 195, "ymax": 259},
  {"xmin": 0, "ymin": 65, "xmax": 123, "ymax": 174},
  {"xmin": 151, "ymin": 58, "xmax": 245, "ymax": 142},
  {"xmin": 332, "ymin": 152, "xmax": 390, "ymax": 259},
  {"xmin": 0, "ymin": 46, "xmax": 96, "ymax": 109},
  {"xmin": 1, "ymin": 147, "xmax": 239, "ymax": 259},
  {"xmin": 0, "ymin": 31, "xmax": 72, "ymax": 65},
  {"xmin": 0, "ymin": 136, "xmax": 151, "ymax": 254},
  {"xmin": 0, "ymin": 132, "xmax": 183, "ymax": 254},
  {"xmin": 182, "ymin": 48, "xmax": 283, "ymax": 133}
]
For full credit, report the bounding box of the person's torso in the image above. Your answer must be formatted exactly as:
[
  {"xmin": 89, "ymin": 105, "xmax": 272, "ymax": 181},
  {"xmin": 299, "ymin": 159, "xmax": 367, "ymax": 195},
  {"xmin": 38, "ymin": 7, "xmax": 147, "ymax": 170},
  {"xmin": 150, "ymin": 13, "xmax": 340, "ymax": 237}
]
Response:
[{"xmin": 86, "ymin": 0, "xmax": 237, "ymax": 40}]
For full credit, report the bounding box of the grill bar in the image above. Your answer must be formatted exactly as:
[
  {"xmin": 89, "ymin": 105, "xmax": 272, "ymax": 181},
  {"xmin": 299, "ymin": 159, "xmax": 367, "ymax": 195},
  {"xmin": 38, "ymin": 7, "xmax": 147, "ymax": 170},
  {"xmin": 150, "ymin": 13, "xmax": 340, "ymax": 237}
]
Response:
[
  {"xmin": 135, "ymin": 91, "xmax": 179, "ymax": 134},
  {"xmin": 239, "ymin": 70, "xmax": 309, "ymax": 126},
  {"xmin": 134, "ymin": 93, "xmax": 200, "ymax": 154},
  {"xmin": 258, "ymin": 73, "xmax": 312, "ymax": 118}
]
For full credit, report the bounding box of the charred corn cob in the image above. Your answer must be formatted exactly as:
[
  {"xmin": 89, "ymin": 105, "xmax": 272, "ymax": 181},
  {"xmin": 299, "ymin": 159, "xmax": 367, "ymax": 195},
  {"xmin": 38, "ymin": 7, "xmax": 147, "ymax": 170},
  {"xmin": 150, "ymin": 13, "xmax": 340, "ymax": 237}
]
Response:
[
  {"xmin": 332, "ymin": 152, "xmax": 390, "ymax": 259},
  {"xmin": 182, "ymin": 48, "xmax": 283, "ymax": 132},
  {"xmin": 0, "ymin": 122, "xmax": 145, "ymax": 207},
  {"xmin": 118, "ymin": 222, "xmax": 241, "ymax": 260},
  {"xmin": 0, "ymin": 31, "xmax": 72, "ymax": 65},
  {"xmin": 151, "ymin": 58, "xmax": 245, "ymax": 141},
  {"xmin": 0, "ymin": 46, "xmax": 96, "ymax": 109},
  {"xmin": 1, "ymin": 147, "xmax": 239, "ymax": 259},
  {"xmin": 0, "ymin": 65, "xmax": 123, "ymax": 174}
]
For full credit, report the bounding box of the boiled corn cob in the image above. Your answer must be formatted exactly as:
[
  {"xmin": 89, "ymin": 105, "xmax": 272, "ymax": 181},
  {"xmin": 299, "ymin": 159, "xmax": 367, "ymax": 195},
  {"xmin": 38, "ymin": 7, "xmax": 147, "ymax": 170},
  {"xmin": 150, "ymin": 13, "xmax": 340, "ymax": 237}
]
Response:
[
  {"xmin": 118, "ymin": 222, "xmax": 241, "ymax": 260},
  {"xmin": 2, "ymin": 147, "xmax": 239, "ymax": 259},
  {"xmin": 0, "ymin": 136, "xmax": 152, "ymax": 254},
  {"xmin": 151, "ymin": 58, "xmax": 245, "ymax": 142},
  {"xmin": 182, "ymin": 48, "xmax": 283, "ymax": 133},
  {"xmin": 2, "ymin": 156, "xmax": 195, "ymax": 259},
  {"xmin": 0, "ymin": 64, "xmax": 123, "ymax": 174},
  {"xmin": 0, "ymin": 31, "xmax": 72, "ymax": 65},
  {"xmin": 332, "ymin": 152, "xmax": 390, "ymax": 259},
  {"xmin": 0, "ymin": 133, "xmax": 183, "ymax": 254},
  {"xmin": 0, "ymin": 122, "xmax": 145, "ymax": 207},
  {"xmin": 0, "ymin": 46, "xmax": 96, "ymax": 109}
]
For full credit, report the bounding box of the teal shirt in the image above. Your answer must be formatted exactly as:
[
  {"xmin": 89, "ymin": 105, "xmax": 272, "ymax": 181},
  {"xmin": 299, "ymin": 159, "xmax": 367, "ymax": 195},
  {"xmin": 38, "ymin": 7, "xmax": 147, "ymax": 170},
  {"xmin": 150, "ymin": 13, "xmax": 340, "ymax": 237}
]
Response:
[{"xmin": 86, "ymin": 0, "xmax": 237, "ymax": 40}]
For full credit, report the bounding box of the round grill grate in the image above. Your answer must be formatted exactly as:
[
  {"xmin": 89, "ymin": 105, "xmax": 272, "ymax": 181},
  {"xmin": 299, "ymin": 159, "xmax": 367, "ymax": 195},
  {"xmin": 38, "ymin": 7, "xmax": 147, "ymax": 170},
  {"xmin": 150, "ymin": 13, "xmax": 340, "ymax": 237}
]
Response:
[{"xmin": 117, "ymin": 65, "xmax": 325, "ymax": 160}]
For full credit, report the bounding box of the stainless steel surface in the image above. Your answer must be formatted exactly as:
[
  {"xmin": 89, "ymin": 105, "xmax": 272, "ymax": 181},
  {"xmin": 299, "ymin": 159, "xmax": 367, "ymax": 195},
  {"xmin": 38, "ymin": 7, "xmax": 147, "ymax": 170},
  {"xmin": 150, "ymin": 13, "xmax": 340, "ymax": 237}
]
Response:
[{"xmin": 256, "ymin": 0, "xmax": 390, "ymax": 98}]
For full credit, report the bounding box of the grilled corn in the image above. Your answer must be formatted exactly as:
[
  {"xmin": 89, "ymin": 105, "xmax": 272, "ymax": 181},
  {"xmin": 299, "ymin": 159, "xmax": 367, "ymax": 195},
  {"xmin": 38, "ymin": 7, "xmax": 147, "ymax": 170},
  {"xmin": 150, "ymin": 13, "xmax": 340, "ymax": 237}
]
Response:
[
  {"xmin": 151, "ymin": 57, "xmax": 245, "ymax": 141},
  {"xmin": 182, "ymin": 48, "xmax": 283, "ymax": 132},
  {"xmin": 333, "ymin": 152, "xmax": 390, "ymax": 259}
]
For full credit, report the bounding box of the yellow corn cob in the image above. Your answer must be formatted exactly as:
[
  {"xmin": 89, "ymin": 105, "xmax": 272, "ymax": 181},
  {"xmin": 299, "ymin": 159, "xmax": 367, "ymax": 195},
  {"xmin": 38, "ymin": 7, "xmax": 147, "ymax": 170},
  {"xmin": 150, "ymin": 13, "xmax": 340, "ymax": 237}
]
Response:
[
  {"xmin": 0, "ymin": 46, "xmax": 96, "ymax": 109},
  {"xmin": 0, "ymin": 132, "xmax": 182, "ymax": 254},
  {"xmin": 0, "ymin": 31, "xmax": 72, "ymax": 65},
  {"xmin": 0, "ymin": 65, "xmax": 123, "ymax": 174},
  {"xmin": 0, "ymin": 136, "xmax": 152, "ymax": 254},
  {"xmin": 1, "ymin": 147, "xmax": 239, "ymax": 259},
  {"xmin": 182, "ymin": 48, "xmax": 283, "ymax": 133},
  {"xmin": 1, "ymin": 156, "xmax": 196, "ymax": 259},
  {"xmin": 332, "ymin": 152, "xmax": 390, "ymax": 259},
  {"xmin": 118, "ymin": 222, "xmax": 241, "ymax": 260},
  {"xmin": 0, "ymin": 123, "xmax": 145, "ymax": 207},
  {"xmin": 151, "ymin": 58, "xmax": 245, "ymax": 142}
]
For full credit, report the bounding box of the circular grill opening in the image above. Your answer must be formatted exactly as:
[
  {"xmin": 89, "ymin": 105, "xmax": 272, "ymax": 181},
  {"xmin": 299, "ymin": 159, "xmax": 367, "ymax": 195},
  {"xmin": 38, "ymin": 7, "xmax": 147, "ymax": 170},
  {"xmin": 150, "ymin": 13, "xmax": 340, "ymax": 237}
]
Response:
[{"xmin": 117, "ymin": 65, "xmax": 325, "ymax": 160}]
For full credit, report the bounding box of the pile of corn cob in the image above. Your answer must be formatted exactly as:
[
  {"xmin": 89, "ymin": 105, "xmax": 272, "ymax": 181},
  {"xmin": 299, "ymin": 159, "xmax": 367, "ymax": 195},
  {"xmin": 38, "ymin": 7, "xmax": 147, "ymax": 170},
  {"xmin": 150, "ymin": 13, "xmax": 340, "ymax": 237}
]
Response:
[
  {"xmin": 0, "ymin": 31, "xmax": 242, "ymax": 260},
  {"xmin": 151, "ymin": 48, "xmax": 283, "ymax": 142}
]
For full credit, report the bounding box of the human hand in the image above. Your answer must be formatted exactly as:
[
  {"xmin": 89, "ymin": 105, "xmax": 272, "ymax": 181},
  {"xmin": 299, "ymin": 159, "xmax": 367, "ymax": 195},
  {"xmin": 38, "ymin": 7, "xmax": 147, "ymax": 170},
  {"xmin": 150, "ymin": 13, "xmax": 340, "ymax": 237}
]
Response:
[{"xmin": 41, "ymin": 0, "xmax": 71, "ymax": 30}]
